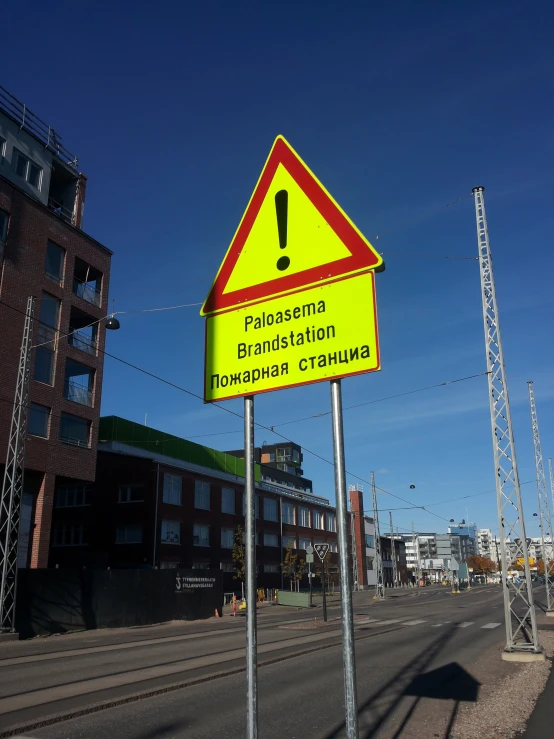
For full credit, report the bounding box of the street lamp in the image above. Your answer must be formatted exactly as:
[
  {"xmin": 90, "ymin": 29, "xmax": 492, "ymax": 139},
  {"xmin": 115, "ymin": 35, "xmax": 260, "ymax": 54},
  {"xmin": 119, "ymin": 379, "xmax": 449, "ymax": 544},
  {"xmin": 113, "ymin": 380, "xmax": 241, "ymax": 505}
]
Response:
[{"xmin": 105, "ymin": 315, "xmax": 120, "ymax": 330}]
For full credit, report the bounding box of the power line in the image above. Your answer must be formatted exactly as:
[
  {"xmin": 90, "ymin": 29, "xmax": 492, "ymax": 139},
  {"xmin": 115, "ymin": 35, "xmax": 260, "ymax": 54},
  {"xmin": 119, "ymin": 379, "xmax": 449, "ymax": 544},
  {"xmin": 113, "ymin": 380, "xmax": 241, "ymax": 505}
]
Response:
[{"xmin": 0, "ymin": 297, "xmax": 482, "ymax": 525}]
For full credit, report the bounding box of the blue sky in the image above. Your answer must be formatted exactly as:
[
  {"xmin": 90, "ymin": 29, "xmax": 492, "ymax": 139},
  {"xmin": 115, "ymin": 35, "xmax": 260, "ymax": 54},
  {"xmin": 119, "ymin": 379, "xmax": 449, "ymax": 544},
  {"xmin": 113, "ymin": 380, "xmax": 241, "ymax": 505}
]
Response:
[{"xmin": 3, "ymin": 0, "xmax": 554, "ymax": 537}]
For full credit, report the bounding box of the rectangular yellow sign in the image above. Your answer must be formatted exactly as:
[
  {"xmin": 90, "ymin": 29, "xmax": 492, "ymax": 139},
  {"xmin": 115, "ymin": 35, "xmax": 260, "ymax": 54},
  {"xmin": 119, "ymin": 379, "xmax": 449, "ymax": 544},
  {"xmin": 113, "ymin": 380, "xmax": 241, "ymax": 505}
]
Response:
[{"xmin": 204, "ymin": 272, "xmax": 380, "ymax": 402}]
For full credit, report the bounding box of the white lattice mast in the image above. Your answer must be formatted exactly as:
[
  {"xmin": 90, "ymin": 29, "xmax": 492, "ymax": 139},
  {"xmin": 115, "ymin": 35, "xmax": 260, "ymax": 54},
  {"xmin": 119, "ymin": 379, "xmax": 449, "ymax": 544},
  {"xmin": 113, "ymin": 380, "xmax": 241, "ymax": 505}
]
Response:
[
  {"xmin": 349, "ymin": 490, "xmax": 359, "ymax": 592},
  {"xmin": 548, "ymin": 459, "xmax": 554, "ymax": 529},
  {"xmin": 412, "ymin": 522, "xmax": 420, "ymax": 586},
  {"xmin": 371, "ymin": 473, "xmax": 385, "ymax": 599},
  {"xmin": 0, "ymin": 296, "xmax": 35, "ymax": 633},
  {"xmin": 528, "ymin": 382, "xmax": 554, "ymax": 615},
  {"xmin": 389, "ymin": 511, "xmax": 398, "ymax": 588},
  {"xmin": 473, "ymin": 186, "xmax": 541, "ymax": 658}
]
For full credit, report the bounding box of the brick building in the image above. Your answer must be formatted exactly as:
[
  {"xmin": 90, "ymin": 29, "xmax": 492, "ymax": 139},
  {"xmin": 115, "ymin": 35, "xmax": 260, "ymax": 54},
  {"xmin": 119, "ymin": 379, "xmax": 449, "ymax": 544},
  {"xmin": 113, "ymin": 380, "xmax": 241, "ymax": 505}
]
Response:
[
  {"xmin": 49, "ymin": 417, "xmax": 339, "ymax": 590},
  {"xmin": 349, "ymin": 486, "xmax": 408, "ymax": 588},
  {"xmin": 0, "ymin": 87, "xmax": 112, "ymax": 568}
]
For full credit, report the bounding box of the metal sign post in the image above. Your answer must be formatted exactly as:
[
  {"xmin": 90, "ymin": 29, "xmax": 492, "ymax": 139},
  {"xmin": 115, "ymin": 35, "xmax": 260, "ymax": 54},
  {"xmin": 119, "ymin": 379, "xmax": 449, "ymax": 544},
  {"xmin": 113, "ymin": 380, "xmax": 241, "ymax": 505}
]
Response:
[
  {"xmin": 330, "ymin": 379, "xmax": 359, "ymax": 739},
  {"xmin": 244, "ymin": 396, "xmax": 258, "ymax": 739},
  {"xmin": 315, "ymin": 543, "xmax": 330, "ymax": 622},
  {"xmin": 306, "ymin": 544, "xmax": 314, "ymax": 608}
]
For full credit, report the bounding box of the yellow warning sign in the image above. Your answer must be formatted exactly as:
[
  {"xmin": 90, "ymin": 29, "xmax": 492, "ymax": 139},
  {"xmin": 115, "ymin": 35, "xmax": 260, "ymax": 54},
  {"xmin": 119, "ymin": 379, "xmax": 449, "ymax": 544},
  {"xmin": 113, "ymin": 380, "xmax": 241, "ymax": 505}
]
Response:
[
  {"xmin": 223, "ymin": 163, "xmax": 352, "ymax": 295},
  {"xmin": 201, "ymin": 136, "xmax": 382, "ymax": 316},
  {"xmin": 204, "ymin": 273, "xmax": 380, "ymax": 402}
]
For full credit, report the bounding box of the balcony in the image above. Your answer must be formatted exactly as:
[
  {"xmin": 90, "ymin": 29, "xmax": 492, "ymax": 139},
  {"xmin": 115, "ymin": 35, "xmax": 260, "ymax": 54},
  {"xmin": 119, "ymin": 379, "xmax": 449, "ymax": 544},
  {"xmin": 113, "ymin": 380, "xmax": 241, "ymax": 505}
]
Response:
[
  {"xmin": 73, "ymin": 277, "xmax": 101, "ymax": 307},
  {"xmin": 60, "ymin": 412, "xmax": 91, "ymax": 448},
  {"xmin": 68, "ymin": 305, "xmax": 98, "ymax": 357},
  {"xmin": 73, "ymin": 257, "xmax": 102, "ymax": 308},
  {"xmin": 64, "ymin": 379, "xmax": 93, "ymax": 407},
  {"xmin": 64, "ymin": 358, "xmax": 95, "ymax": 407},
  {"xmin": 47, "ymin": 197, "xmax": 74, "ymax": 225},
  {"xmin": 68, "ymin": 329, "xmax": 97, "ymax": 356}
]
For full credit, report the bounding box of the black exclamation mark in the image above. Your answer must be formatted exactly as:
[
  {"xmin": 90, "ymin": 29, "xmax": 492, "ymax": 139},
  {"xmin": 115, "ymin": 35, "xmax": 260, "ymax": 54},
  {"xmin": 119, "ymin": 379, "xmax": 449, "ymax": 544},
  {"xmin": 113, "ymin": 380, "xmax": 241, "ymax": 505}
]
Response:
[{"xmin": 275, "ymin": 189, "xmax": 289, "ymax": 271}]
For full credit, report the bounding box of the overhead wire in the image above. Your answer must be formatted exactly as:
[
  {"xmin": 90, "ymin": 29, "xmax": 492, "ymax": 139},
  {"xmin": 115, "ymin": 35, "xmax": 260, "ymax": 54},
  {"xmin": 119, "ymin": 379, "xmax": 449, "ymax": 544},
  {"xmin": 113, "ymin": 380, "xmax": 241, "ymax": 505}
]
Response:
[{"xmin": 0, "ymin": 295, "xmax": 485, "ymax": 524}]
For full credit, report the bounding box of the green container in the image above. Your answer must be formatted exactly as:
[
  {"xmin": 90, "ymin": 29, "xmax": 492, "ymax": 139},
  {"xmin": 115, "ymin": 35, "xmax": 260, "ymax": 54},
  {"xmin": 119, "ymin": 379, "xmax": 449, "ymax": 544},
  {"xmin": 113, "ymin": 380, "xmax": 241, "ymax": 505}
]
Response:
[{"xmin": 276, "ymin": 591, "xmax": 312, "ymax": 607}]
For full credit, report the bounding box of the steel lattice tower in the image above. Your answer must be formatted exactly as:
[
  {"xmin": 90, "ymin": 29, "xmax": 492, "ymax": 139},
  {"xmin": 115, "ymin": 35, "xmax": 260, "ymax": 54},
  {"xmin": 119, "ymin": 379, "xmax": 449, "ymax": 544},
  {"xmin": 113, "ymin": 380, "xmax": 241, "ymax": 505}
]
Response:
[
  {"xmin": 412, "ymin": 522, "xmax": 420, "ymax": 586},
  {"xmin": 0, "ymin": 296, "xmax": 35, "ymax": 633},
  {"xmin": 548, "ymin": 459, "xmax": 554, "ymax": 529},
  {"xmin": 389, "ymin": 511, "xmax": 398, "ymax": 588},
  {"xmin": 473, "ymin": 187, "xmax": 540, "ymax": 657},
  {"xmin": 528, "ymin": 382, "xmax": 554, "ymax": 615},
  {"xmin": 371, "ymin": 473, "xmax": 385, "ymax": 599}
]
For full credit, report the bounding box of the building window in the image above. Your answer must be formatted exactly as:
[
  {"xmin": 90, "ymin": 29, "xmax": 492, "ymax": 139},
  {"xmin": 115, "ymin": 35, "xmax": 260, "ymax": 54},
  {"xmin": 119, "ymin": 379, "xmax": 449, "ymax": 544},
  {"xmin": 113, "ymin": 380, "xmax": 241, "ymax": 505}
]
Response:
[
  {"xmin": 56, "ymin": 484, "xmax": 91, "ymax": 508},
  {"xmin": 221, "ymin": 528, "xmax": 235, "ymax": 549},
  {"xmin": 59, "ymin": 413, "xmax": 91, "ymax": 448},
  {"xmin": 326, "ymin": 513, "xmax": 336, "ymax": 532},
  {"xmin": 365, "ymin": 534, "xmax": 375, "ymax": 549},
  {"xmin": 264, "ymin": 564, "xmax": 280, "ymax": 573},
  {"xmin": 313, "ymin": 511, "xmax": 324, "ymax": 530},
  {"xmin": 193, "ymin": 524, "xmax": 210, "ymax": 547},
  {"xmin": 52, "ymin": 524, "xmax": 87, "ymax": 546},
  {"xmin": 192, "ymin": 562, "xmax": 210, "ymax": 569},
  {"xmin": 282, "ymin": 502, "xmax": 295, "ymax": 525},
  {"xmin": 163, "ymin": 474, "xmax": 182, "ymax": 505},
  {"xmin": 28, "ymin": 403, "xmax": 50, "ymax": 438},
  {"xmin": 264, "ymin": 498, "xmax": 278, "ymax": 522},
  {"xmin": 161, "ymin": 520, "xmax": 181, "ymax": 545},
  {"xmin": 0, "ymin": 210, "xmax": 8, "ymax": 244},
  {"xmin": 13, "ymin": 148, "xmax": 42, "ymax": 190},
  {"xmin": 329, "ymin": 542, "xmax": 338, "ymax": 553},
  {"xmin": 34, "ymin": 347, "xmax": 55, "ymax": 385},
  {"xmin": 264, "ymin": 533, "xmax": 279, "ymax": 547},
  {"xmin": 221, "ymin": 487, "xmax": 235, "ymax": 514},
  {"xmin": 299, "ymin": 538, "xmax": 311, "ymax": 550},
  {"xmin": 116, "ymin": 525, "xmax": 143, "ymax": 544},
  {"xmin": 160, "ymin": 561, "xmax": 179, "ymax": 569},
  {"xmin": 220, "ymin": 562, "xmax": 234, "ymax": 572},
  {"xmin": 195, "ymin": 481, "xmax": 211, "ymax": 510},
  {"xmin": 282, "ymin": 536, "xmax": 296, "ymax": 549},
  {"xmin": 118, "ymin": 485, "xmax": 145, "ymax": 503},
  {"xmin": 0, "ymin": 137, "xmax": 5, "ymax": 158},
  {"xmin": 298, "ymin": 507, "xmax": 310, "ymax": 527},
  {"xmin": 45, "ymin": 241, "xmax": 65, "ymax": 284}
]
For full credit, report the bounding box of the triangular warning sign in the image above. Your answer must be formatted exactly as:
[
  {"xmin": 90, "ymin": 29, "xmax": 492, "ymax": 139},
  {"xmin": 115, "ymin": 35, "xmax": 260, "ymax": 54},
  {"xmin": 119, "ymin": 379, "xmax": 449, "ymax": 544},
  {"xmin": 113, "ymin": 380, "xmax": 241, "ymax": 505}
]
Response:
[{"xmin": 201, "ymin": 135, "xmax": 382, "ymax": 316}]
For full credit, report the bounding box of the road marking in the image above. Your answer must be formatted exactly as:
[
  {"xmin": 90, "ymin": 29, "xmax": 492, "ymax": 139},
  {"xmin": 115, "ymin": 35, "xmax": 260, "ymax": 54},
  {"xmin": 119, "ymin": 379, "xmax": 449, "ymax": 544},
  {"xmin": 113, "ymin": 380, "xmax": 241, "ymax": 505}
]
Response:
[
  {"xmin": 402, "ymin": 620, "xmax": 427, "ymax": 626},
  {"xmin": 481, "ymin": 622, "xmax": 501, "ymax": 629},
  {"xmin": 457, "ymin": 622, "xmax": 474, "ymax": 628},
  {"xmin": 375, "ymin": 619, "xmax": 403, "ymax": 625}
]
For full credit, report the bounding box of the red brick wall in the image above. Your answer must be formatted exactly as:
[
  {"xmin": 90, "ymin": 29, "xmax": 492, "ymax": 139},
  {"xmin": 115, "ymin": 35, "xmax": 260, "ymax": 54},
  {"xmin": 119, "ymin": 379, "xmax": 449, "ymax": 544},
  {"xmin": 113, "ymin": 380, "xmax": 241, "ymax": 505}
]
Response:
[
  {"xmin": 0, "ymin": 177, "xmax": 112, "ymax": 567},
  {"xmin": 349, "ymin": 488, "xmax": 367, "ymax": 587}
]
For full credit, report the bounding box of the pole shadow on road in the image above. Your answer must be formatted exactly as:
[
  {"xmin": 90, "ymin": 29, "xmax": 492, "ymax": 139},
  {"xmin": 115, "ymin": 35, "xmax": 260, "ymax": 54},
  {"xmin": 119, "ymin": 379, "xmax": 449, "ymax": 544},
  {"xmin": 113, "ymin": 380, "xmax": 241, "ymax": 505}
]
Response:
[{"xmin": 323, "ymin": 625, "xmax": 480, "ymax": 739}]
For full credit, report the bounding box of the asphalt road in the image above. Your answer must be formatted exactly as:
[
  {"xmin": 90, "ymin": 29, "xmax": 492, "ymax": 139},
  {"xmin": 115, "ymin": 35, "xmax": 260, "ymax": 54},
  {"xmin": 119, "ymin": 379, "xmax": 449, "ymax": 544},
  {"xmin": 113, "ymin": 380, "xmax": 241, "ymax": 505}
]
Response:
[{"xmin": 0, "ymin": 584, "xmax": 508, "ymax": 738}]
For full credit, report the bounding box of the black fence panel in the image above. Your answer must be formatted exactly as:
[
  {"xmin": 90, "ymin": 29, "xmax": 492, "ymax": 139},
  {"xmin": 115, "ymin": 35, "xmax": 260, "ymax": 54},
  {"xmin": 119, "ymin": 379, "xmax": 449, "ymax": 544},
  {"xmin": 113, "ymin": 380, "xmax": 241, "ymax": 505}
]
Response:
[{"xmin": 15, "ymin": 568, "xmax": 222, "ymax": 639}]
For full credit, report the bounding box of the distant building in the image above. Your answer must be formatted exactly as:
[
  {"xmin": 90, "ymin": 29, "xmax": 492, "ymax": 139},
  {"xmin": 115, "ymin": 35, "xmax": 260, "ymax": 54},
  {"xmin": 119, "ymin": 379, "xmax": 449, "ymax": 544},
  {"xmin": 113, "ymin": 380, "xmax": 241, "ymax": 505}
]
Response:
[
  {"xmin": 0, "ymin": 86, "xmax": 112, "ymax": 568},
  {"xmin": 448, "ymin": 521, "xmax": 477, "ymax": 557},
  {"xmin": 349, "ymin": 486, "xmax": 407, "ymax": 588}
]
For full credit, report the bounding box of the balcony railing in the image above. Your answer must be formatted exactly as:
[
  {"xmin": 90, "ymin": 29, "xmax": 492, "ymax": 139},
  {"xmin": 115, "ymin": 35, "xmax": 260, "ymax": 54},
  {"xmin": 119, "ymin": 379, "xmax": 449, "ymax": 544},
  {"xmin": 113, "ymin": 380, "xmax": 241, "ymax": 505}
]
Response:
[
  {"xmin": 0, "ymin": 85, "xmax": 79, "ymax": 168},
  {"xmin": 60, "ymin": 435, "xmax": 91, "ymax": 449},
  {"xmin": 48, "ymin": 197, "xmax": 74, "ymax": 225},
  {"xmin": 68, "ymin": 330, "xmax": 97, "ymax": 356},
  {"xmin": 64, "ymin": 379, "xmax": 93, "ymax": 407},
  {"xmin": 73, "ymin": 278, "xmax": 101, "ymax": 307}
]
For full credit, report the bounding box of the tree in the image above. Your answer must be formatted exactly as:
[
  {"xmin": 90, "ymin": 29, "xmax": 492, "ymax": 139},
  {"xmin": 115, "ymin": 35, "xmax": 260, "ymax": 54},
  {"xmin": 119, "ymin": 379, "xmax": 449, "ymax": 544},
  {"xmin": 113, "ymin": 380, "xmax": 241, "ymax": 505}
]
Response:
[
  {"xmin": 537, "ymin": 560, "xmax": 554, "ymax": 576},
  {"xmin": 467, "ymin": 555, "xmax": 497, "ymax": 575},
  {"xmin": 295, "ymin": 557, "xmax": 307, "ymax": 591},
  {"xmin": 232, "ymin": 525, "xmax": 246, "ymax": 585},
  {"xmin": 282, "ymin": 540, "xmax": 298, "ymax": 591}
]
